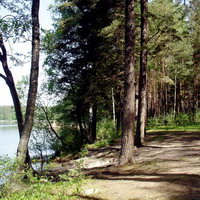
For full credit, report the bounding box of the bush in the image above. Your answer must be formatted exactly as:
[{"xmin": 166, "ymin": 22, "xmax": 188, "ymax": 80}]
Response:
[
  {"xmin": 0, "ymin": 156, "xmax": 16, "ymax": 184},
  {"xmin": 174, "ymin": 113, "xmax": 191, "ymax": 126},
  {"xmin": 195, "ymin": 109, "xmax": 200, "ymax": 123},
  {"xmin": 96, "ymin": 118, "xmax": 117, "ymax": 145},
  {"xmin": 51, "ymin": 126, "xmax": 83, "ymax": 154},
  {"xmin": 148, "ymin": 112, "xmax": 198, "ymax": 128},
  {"xmin": 97, "ymin": 119, "xmax": 116, "ymax": 140},
  {"xmin": 0, "ymin": 157, "xmax": 35, "ymax": 198},
  {"xmin": 0, "ymin": 156, "xmax": 86, "ymax": 200}
]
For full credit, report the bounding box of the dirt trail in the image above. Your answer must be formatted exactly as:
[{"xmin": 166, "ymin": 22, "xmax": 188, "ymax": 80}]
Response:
[
  {"xmin": 49, "ymin": 131, "xmax": 200, "ymax": 200},
  {"xmin": 80, "ymin": 131, "xmax": 200, "ymax": 200}
]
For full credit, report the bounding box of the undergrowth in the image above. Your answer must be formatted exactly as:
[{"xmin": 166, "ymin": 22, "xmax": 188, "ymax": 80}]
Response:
[
  {"xmin": 148, "ymin": 111, "xmax": 200, "ymax": 131},
  {"xmin": 0, "ymin": 156, "xmax": 86, "ymax": 200}
]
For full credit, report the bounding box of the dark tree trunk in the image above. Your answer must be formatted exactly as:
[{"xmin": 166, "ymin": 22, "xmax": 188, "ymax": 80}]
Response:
[
  {"xmin": 0, "ymin": 34, "xmax": 24, "ymax": 136},
  {"xmin": 135, "ymin": 0, "xmax": 148, "ymax": 147},
  {"xmin": 119, "ymin": 0, "xmax": 136, "ymax": 165},
  {"xmin": 76, "ymin": 104, "xmax": 85, "ymax": 143},
  {"xmin": 17, "ymin": 0, "xmax": 40, "ymax": 165},
  {"xmin": 116, "ymin": 88, "xmax": 123, "ymax": 135},
  {"xmin": 174, "ymin": 74, "xmax": 177, "ymax": 117},
  {"xmin": 91, "ymin": 105, "xmax": 97, "ymax": 143},
  {"xmin": 0, "ymin": 34, "xmax": 32, "ymax": 167}
]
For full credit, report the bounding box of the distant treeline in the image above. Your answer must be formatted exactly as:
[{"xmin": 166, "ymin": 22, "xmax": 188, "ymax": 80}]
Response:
[{"xmin": 0, "ymin": 106, "xmax": 16, "ymax": 121}]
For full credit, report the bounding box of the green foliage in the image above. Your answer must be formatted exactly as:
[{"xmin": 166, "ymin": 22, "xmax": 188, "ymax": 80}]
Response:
[
  {"xmin": 148, "ymin": 112, "xmax": 200, "ymax": 129},
  {"xmin": 1, "ymin": 178, "xmax": 84, "ymax": 200},
  {"xmin": 16, "ymin": 75, "xmax": 29, "ymax": 107},
  {"xmin": 195, "ymin": 110, "xmax": 200, "ymax": 123},
  {"xmin": 88, "ymin": 118, "xmax": 117, "ymax": 148},
  {"xmin": 0, "ymin": 106, "xmax": 16, "ymax": 121},
  {"xmin": 43, "ymin": 0, "xmax": 124, "ymax": 142},
  {"xmin": 52, "ymin": 126, "xmax": 83, "ymax": 153},
  {"xmin": 97, "ymin": 118, "xmax": 116, "ymax": 141},
  {"xmin": 58, "ymin": 161, "xmax": 86, "ymax": 194},
  {"xmin": 0, "ymin": 156, "xmax": 17, "ymax": 184},
  {"xmin": 0, "ymin": 158, "xmax": 86, "ymax": 200},
  {"xmin": 0, "ymin": 157, "xmax": 34, "ymax": 198},
  {"xmin": 79, "ymin": 146, "xmax": 89, "ymax": 158},
  {"xmin": 174, "ymin": 113, "xmax": 192, "ymax": 126}
]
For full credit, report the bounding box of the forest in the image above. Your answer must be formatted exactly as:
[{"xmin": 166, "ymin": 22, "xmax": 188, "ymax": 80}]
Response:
[
  {"xmin": 0, "ymin": 106, "xmax": 15, "ymax": 121},
  {"xmin": 0, "ymin": 0, "xmax": 200, "ymax": 199}
]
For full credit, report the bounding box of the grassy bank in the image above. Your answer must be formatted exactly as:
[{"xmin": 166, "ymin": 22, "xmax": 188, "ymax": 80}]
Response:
[{"xmin": 0, "ymin": 156, "xmax": 86, "ymax": 200}]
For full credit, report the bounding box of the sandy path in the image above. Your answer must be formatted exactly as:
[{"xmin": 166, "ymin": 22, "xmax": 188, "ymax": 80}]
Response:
[{"xmin": 78, "ymin": 131, "xmax": 200, "ymax": 200}]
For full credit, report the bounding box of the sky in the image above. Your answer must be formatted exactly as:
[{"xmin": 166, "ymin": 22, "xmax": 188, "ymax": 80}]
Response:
[{"xmin": 0, "ymin": 0, "xmax": 54, "ymax": 106}]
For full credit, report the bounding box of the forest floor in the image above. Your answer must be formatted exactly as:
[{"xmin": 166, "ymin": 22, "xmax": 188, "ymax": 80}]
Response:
[{"xmin": 48, "ymin": 130, "xmax": 200, "ymax": 200}]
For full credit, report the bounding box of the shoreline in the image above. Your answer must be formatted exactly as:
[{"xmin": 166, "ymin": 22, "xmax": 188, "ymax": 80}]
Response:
[{"xmin": 0, "ymin": 120, "xmax": 17, "ymax": 125}]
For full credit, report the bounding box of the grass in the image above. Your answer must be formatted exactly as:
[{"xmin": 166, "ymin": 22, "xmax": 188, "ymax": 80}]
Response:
[
  {"xmin": 0, "ymin": 157, "xmax": 87, "ymax": 200},
  {"xmin": 1, "ymin": 173, "xmax": 87, "ymax": 200},
  {"xmin": 147, "ymin": 124, "xmax": 200, "ymax": 132},
  {"xmin": 1, "ymin": 181, "xmax": 80, "ymax": 200}
]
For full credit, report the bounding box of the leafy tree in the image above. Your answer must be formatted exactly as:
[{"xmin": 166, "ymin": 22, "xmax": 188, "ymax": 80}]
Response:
[
  {"xmin": 0, "ymin": 106, "xmax": 16, "ymax": 121},
  {"xmin": 44, "ymin": 0, "xmax": 123, "ymax": 145},
  {"xmin": 147, "ymin": 0, "xmax": 192, "ymax": 117},
  {"xmin": 0, "ymin": 0, "xmax": 40, "ymax": 168}
]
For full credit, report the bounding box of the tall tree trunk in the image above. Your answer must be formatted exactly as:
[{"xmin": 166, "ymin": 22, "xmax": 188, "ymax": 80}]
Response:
[
  {"xmin": 174, "ymin": 74, "xmax": 177, "ymax": 118},
  {"xmin": 91, "ymin": 105, "xmax": 97, "ymax": 143},
  {"xmin": 89, "ymin": 105, "xmax": 97, "ymax": 143},
  {"xmin": 0, "ymin": 34, "xmax": 24, "ymax": 136},
  {"xmin": 135, "ymin": 0, "xmax": 148, "ymax": 147},
  {"xmin": 112, "ymin": 88, "xmax": 116, "ymax": 123},
  {"xmin": 116, "ymin": 89, "xmax": 122, "ymax": 135},
  {"xmin": 0, "ymin": 35, "xmax": 31, "ymax": 166},
  {"xmin": 76, "ymin": 104, "xmax": 85, "ymax": 143},
  {"xmin": 17, "ymin": 0, "xmax": 40, "ymax": 166},
  {"xmin": 119, "ymin": 0, "xmax": 136, "ymax": 165}
]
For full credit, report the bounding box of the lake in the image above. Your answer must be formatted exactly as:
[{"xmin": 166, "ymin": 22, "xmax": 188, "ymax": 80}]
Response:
[
  {"xmin": 0, "ymin": 125, "xmax": 54, "ymax": 159},
  {"xmin": 0, "ymin": 125, "xmax": 19, "ymax": 157}
]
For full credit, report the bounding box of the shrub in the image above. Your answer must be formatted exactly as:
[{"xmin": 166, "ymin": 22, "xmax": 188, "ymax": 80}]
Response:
[
  {"xmin": 148, "ymin": 112, "xmax": 198, "ymax": 128},
  {"xmin": 195, "ymin": 109, "xmax": 200, "ymax": 123},
  {"xmin": 0, "ymin": 157, "xmax": 86, "ymax": 200},
  {"xmin": 96, "ymin": 118, "xmax": 116, "ymax": 142},
  {"xmin": 51, "ymin": 126, "xmax": 83, "ymax": 154},
  {"xmin": 174, "ymin": 113, "xmax": 191, "ymax": 126}
]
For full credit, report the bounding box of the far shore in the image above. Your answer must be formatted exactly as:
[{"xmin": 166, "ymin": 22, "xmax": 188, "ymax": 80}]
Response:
[{"xmin": 0, "ymin": 120, "xmax": 17, "ymax": 125}]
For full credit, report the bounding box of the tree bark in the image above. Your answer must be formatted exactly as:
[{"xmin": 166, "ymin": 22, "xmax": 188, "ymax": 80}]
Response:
[
  {"xmin": 174, "ymin": 73, "xmax": 177, "ymax": 118},
  {"xmin": 17, "ymin": 0, "xmax": 40, "ymax": 165},
  {"xmin": 112, "ymin": 88, "xmax": 116, "ymax": 123},
  {"xmin": 135, "ymin": 0, "xmax": 148, "ymax": 147},
  {"xmin": 91, "ymin": 105, "xmax": 97, "ymax": 143},
  {"xmin": 0, "ymin": 34, "xmax": 24, "ymax": 136},
  {"xmin": 119, "ymin": 0, "xmax": 136, "ymax": 165}
]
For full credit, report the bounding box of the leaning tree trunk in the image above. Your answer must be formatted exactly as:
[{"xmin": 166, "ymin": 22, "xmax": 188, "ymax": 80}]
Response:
[
  {"xmin": 0, "ymin": 34, "xmax": 24, "ymax": 136},
  {"xmin": 135, "ymin": 0, "xmax": 148, "ymax": 148},
  {"xmin": 0, "ymin": 34, "xmax": 31, "ymax": 165},
  {"xmin": 119, "ymin": 0, "xmax": 136, "ymax": 165},
  {"xmin": 17, "ymin": 0, "xmax": 40, "ymax": 166}
]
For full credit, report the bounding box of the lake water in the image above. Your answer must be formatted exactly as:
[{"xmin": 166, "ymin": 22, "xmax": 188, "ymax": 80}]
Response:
[
  {"xmin": 0, "ymin": 124, "xmax": 55, "ymax": 160},
  {"xmin": 0, "ymin": 125, "xmax": 19, "ymax": 157},
  {"xmin": 0, "ymin": 124, "xmax": 55, "ymax": 179}
]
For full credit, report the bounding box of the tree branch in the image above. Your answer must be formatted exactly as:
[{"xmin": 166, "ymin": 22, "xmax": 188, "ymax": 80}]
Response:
[
  {"xmin": 0, "ymin": 73, "xmax": 8, "ymax": 82},
  {"xmin": 147, "ymin": 30, "xmax": 160, "ymax": 44},
  {"xmin": 0, "ymin": 33, "xmax": 7, "ymax": 60},
  {"xmin": 39, "ymin": 105, "xmax": 62, "ymax": 141}
]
